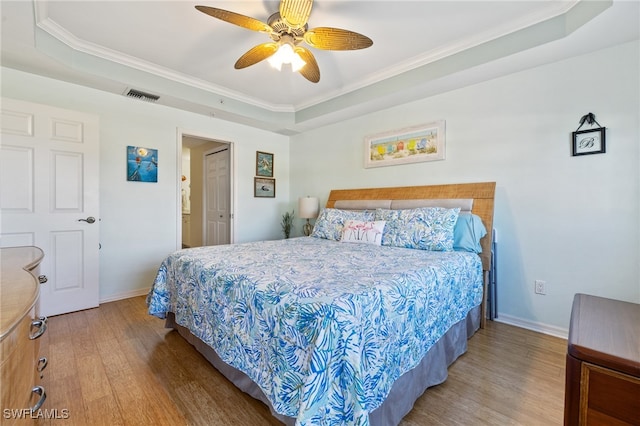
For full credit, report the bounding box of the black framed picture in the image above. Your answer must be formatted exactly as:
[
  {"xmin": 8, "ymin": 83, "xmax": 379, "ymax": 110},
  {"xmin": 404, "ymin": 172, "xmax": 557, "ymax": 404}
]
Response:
[
  {"xmin": 256, "ymin": 151, "xmax": 274, "ymax": 177},
  {"xmin": 572, "ymin": 127, "xmax": 606, "ymax": 156},
  {"xmin": 254, "ymin": 177, "xmax": 275, "ymax": 198}
]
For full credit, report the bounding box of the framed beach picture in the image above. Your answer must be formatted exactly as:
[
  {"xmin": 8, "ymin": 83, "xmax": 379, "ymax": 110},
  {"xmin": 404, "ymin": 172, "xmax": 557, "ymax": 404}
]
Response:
[
  {"xmin": 254, "ymin": 177, "xmax": 275, "ymax": 198},
  {"xmin": 127, "ymin": 146, "xmax": 158, "ymax": 182},
  {"xmin": 364, "ymin": 121, "xmax": 446, "ymax": 168},
  {"xmin": 256, "ymin": 151, "xmax": 274, "ymax": 177}
]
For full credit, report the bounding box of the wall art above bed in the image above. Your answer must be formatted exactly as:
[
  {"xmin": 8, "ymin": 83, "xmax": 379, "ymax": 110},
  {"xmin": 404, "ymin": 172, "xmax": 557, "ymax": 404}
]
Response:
[{"xmin": 364, "ymin": 120, "xmax": 445, "ymax": 168}]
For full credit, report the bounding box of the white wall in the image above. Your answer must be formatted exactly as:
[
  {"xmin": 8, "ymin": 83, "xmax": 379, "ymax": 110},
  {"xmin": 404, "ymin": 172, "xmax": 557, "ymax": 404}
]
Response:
[
  {"xmin": 1, "ymin": 67, "xmax": 291, "ymax": 301},
  {"xmin": 289, "ymin": 40, "xmax": 640, "ymax": 335}
]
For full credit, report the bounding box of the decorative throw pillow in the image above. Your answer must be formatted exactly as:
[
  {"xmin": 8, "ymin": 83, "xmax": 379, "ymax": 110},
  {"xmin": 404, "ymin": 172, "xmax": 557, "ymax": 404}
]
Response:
[
  {"xmin": 340, "ymin": 220, "xmax": 386, "ymax": 245},
  {"xmin": 374, "ymin": 209, "xmax": 402, "ymax": 245},
  {"xmin": 453, "ymin": 213, "xmax": 487, "ymax": 253},
  {"xmin": 375, "ymin": 207, "xmax": 460, "ymax": 251},
  {"xmin": 311, "ymin": 208, "xmax": 376, "ymax": 241}
]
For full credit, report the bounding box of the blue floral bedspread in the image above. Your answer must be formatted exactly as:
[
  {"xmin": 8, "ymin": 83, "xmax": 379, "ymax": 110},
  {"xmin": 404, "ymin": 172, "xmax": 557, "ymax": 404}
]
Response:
[{"xmin": 147, "ymin": 237, "xmax": 483, "ymax": 425}]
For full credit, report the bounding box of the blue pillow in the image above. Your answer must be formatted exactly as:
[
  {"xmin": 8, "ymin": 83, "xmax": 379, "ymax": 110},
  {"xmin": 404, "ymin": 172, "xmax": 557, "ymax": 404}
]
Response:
[
  {"xmin": 453, "ymin": 213, "xmax": 487, "ymax": 253},
  {"xmin": 375, "ymin": 207, "xmax": 460, "ymax": 251}
]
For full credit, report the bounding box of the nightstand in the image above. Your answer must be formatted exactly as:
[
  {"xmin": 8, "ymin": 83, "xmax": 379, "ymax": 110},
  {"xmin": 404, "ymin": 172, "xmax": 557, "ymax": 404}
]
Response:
[{"xmin": 564, "ymin": 293, "xmax": 640, "ymax": 425}]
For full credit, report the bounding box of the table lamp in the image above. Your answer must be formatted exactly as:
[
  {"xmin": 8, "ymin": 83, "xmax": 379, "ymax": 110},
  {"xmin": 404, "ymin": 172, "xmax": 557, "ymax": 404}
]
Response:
[{"xmin": 298, "ymin": 196, "xmax": 319, "ymax": 236}]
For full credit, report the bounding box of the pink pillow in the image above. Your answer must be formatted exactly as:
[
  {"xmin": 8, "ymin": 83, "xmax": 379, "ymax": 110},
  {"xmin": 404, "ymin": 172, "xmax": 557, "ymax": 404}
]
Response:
[{"xmin": 340, "ymin": 220, "xmax": 386, "ymax": 246}]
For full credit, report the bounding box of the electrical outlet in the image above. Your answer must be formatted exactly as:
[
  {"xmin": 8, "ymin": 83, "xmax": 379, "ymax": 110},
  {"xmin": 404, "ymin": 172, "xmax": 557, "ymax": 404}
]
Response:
[{"xmin": 534, "ymin": 280, "xmax": 546, "ymax": 295}]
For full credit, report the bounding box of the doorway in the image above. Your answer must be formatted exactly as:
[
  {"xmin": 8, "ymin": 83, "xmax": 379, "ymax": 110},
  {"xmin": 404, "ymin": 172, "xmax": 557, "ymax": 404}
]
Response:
[{"xmin": 180, "ymin": 134, "xmax": 233, "ymax": 249}]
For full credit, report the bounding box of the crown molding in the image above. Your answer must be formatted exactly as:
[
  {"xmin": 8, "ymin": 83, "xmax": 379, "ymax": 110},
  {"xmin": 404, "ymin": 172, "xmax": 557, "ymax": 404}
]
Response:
[
  {"xmin": 33, "ymin": 0, "xmax": 296, "ymax": 113},
  {"xmin": 294, "ymin": 1, "xmax": 580, "ymax": 110},
  {"xmin": 33, "ymin": 0, "xmax": 581, "ymax": 114},
  {"xmin": 28, "ymin": 0, "xmax": 612, "ymax": 133}
]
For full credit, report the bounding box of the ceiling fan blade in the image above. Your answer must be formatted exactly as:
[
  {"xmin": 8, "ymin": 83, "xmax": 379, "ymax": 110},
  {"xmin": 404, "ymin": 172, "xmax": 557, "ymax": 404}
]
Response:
[
  {"xmin": 304, "ymin": 27, "xmax": 373, "ymax": 50},
  {"xmin": 234, "ymin": 43, "xmax": 279, "ymax": 69},
  {"xmin": 195, "ymin": 5, "xmax": 272, "ymax": 33},
  {"xmin": 295, "ymin": 47, "xmax": 320, "ymax": 83},
  {"xmin": 279, "ymin": 0, "xmax": 313, "ymax": 29}
]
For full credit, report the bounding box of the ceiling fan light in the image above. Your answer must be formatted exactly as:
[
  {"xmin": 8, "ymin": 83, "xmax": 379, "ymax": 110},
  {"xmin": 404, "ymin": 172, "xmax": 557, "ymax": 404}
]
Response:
[
  {"xmin": 268, "ymin": 42, "xmax": 305, "ymax": 72},
  {"xmin": 268, "ymin": 53, "xmax": 284, "ymax": 71},
  {"xmin": 291, "ymin": 53, "xmax": 306, "ymax": 72}
]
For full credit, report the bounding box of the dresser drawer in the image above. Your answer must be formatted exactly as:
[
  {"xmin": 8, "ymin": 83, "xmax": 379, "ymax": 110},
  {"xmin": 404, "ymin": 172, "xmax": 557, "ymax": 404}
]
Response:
[
  {"xmin": 564, "ymin": 294, "xmax": 640, "ymax": 426},
  {"xmin": 0, "ymin": 307, "xmax": 44, "ymax": 422},
  {"xmin": 580, "ymin": 362, "xmax": 640, "ymax": 425},
  {"xmin": 1, "ymin": 246, "xmax": 47, "ymax": 425}
]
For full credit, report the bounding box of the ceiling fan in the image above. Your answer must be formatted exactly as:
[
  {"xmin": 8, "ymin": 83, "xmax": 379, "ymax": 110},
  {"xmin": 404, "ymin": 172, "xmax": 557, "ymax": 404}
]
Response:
[{"xmin": 195, "ymin": 0, "xmax": 373, "ymax": 83}]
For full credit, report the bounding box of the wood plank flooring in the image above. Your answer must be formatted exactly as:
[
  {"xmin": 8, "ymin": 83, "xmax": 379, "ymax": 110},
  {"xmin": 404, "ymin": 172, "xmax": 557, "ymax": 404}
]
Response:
[{"xmin": 23, "ymin": 296, "xmax": 566, "ymax": 425}]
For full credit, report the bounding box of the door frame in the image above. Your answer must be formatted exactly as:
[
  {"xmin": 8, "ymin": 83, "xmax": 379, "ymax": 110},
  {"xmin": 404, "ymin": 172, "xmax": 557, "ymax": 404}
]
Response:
[{"xmin": 176, "ymin": 128, "xmax": 235, "ymax": 250}]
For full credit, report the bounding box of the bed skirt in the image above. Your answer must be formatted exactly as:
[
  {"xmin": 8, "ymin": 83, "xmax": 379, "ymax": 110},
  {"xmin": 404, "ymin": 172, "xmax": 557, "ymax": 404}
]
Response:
[{"xmin": 165, "ymin": 305, "xmax": 481, "ymax": 426}]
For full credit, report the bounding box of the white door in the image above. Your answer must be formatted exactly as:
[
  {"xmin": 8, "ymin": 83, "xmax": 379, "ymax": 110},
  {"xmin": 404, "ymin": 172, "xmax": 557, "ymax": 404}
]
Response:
[
  {"xmin": 205, "ymin": 148, "xmax": 230, "ymax": 246},
  {"xmin": 0, "ymin": 98, "xmax": 100, "ymax": 317}
]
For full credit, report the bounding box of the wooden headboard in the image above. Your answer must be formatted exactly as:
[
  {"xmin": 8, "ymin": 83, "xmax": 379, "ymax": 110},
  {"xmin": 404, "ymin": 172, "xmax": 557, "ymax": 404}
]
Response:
[{"xmin": 326, "ymin": 182, "xmax": 496, "ymax": 272}]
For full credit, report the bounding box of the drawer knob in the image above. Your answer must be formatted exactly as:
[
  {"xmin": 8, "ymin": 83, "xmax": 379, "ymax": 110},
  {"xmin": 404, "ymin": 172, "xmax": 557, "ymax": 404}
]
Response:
[
  {"xmin": 31, "ymin": 386, "xmax": 47, "ymax": 411},
  {"xmin": 29, "ymin": 318, "xmax": 48, "ymax": 340},
  {"xmin": 37, "ymin": 357, "xmax": 48, "ymax": 373},
  {"xmin": 38, "ymin": 275, "xmax": 48, "ymax": 284}
]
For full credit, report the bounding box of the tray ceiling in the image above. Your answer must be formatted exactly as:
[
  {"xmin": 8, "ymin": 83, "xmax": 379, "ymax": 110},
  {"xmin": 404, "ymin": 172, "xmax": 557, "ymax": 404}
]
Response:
[{"xmin": 1, "ymin": 1, "xmax": 638, "ymax": 134}]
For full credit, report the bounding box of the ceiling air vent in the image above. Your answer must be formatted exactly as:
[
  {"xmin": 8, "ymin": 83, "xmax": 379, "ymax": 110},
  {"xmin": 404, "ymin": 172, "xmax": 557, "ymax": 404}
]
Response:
[{"xmin": 124, "ymin": 88, "xmax": 160, "ymax": 103}]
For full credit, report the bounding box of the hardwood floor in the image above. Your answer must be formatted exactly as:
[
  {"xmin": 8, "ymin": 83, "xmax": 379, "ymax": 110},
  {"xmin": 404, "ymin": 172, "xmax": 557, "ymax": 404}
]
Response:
[{"xmin": 25, "ymin": 296, "xmax": 567, "ymax": 425}]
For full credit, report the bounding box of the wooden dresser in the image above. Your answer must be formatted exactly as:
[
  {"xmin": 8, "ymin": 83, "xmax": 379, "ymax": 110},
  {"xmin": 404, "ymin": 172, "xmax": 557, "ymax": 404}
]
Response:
[
  {"xmin": 564, "ymin": 293, "xmax": 640, "ymax": 425},
  {"xmin": 0, "ymin": 247, "xmax": 47, "ymax": 424}
]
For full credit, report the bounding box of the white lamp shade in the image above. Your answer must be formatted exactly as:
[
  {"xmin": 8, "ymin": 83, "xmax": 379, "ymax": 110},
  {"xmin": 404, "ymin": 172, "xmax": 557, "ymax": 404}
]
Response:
[{"xmin": 298, "ymin": 197, "xmax": 319, "ymax": 219}]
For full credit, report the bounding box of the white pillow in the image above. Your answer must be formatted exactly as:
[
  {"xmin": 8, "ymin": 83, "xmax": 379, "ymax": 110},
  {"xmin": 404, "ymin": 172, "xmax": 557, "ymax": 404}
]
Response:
[{"xmin": 340, "ymin": 220, "xmax": 386, "ymax": 245}]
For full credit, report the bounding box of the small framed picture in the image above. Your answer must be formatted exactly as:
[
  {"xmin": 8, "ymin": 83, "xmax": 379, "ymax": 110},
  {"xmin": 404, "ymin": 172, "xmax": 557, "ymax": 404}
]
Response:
[
  {"xmin": 256, "ymin": 151, "xmax": 274, "ymax": 177},
  {"xmin": 127, "ymin": 146, "xmax": 158, "ymax": 182},
  {"xmin": 254, "ymin": 177, "xmax": 275, "ymax": 198},
  {"xmin": 572, "ymin": 128, "xmax": 606, "ymax": 156}
]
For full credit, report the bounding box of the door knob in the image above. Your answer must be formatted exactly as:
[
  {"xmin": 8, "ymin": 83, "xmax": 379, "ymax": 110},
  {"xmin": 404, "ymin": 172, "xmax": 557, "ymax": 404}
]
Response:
[{"xmin": 78, "ymin": 216, "xmax": 96, "ymax": 224}]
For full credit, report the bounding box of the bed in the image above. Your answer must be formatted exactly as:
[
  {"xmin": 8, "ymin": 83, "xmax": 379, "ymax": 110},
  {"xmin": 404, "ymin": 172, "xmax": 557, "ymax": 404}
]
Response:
[{"xmin": 147, "ymin": 182, "xmax": 496, "ymax": 425}]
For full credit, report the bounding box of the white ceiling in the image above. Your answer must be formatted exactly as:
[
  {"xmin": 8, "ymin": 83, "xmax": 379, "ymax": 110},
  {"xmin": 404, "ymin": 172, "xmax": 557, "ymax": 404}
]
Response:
[{"xmin": 1, "ymin": 1, "xmax": 638, "ymax": 134}]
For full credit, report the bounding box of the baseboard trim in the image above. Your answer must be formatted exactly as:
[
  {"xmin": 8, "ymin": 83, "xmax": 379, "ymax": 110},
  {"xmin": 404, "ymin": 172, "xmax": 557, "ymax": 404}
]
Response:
[
  {"xmin": 494, "ymin": 313, "xmax": 568, "ymax": 339},
  {"xmin": 100, "ymin": 288, "xmax": 149, "ymax": 304}
]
